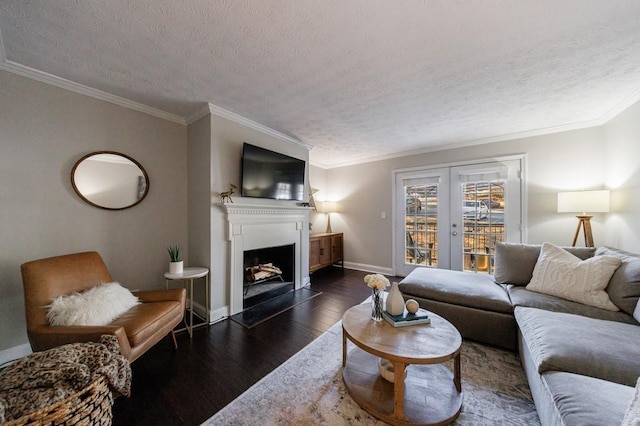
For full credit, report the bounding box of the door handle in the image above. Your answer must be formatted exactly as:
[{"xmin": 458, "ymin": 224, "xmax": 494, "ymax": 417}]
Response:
[{"xmin": 452, "ymin": 231, "xmax": 458, "ymax": 236}]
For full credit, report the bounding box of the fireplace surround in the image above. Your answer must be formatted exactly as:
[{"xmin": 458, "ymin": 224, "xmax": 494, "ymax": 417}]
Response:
[{"xmin": 223, "ymin": 203, "xmax": 311, "ymax": 315}]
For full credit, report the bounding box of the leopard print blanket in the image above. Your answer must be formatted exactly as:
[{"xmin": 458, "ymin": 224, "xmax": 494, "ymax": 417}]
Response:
[{"xmin": 0, "ymin": 335, "xmax": 131, "ymax": 423}]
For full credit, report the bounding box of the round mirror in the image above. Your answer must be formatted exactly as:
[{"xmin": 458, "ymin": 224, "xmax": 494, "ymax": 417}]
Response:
[{"xmin": 71, "ymin": 151, "xmax": 149, "ymax": 210}]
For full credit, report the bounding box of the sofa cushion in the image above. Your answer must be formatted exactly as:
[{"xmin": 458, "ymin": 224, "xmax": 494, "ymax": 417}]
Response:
[
  {"xmin": 399, "ymin": 268, "xmax": 512, "ymax": 314},
  {"xmin": 526, "ymin": 243, "xmax": 620, "ymax": 311},
  {"xmin": 515, "ymin": 306, "xmax": 640, "ymax": 386},
  {"xmin": 509, "ymin": 285, "xmax": 636, "ymax": 324},
  {"xmin": 622, "ymin": 378, "xmax": 640, "ymax": 426},
  {"xmin": 597, "ymin": 246, "xmax": 640, "ymax": 315},
  {"xmin": 493, "ymin": 242, "xmax": 595, "ymax": 285},
  {"xmin": 542, "ymin": 371, "xmax": 634, "ymax": 426}
]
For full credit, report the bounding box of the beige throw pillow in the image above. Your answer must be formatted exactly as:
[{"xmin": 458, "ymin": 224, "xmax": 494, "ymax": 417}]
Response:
[{"xmin": 526, "ymin": 242, "xmax": 621, "ymax": 311}]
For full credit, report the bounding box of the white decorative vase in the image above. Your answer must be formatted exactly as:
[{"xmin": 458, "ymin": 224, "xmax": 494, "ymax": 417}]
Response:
[
  {"xmin": 386, "ymin": 282, "xmax": 405, "ymax": 316},
  {"xmin": 169, "ymin": 261, "xmax": 183, "ymax": 274}
]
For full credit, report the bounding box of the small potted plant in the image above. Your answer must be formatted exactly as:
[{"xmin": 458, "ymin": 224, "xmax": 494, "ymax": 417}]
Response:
[{"xmin": 168, "ymin": 245, "xmax": 183, "ymax": 274}]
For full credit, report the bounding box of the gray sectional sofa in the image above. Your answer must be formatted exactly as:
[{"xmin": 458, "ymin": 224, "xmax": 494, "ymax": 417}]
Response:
[{"xmin": 398, "ymin": 243, "xmax": 640, "ymax": 425}]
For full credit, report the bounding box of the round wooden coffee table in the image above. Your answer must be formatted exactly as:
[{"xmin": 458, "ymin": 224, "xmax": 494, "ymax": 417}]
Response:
[{"xmin": 342, "ymin": 304, "xmax": 462, "ymax": 426}]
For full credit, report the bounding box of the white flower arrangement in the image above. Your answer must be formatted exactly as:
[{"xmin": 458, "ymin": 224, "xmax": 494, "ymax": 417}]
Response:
[{"xmin": 364, "ymin": 273, "xmax": 390, "ymax": 291}]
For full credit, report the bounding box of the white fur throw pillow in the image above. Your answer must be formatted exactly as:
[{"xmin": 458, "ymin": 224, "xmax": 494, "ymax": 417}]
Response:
[
  {"xmin": 526, "ymin": 243, "xmax": 621, "ymax": 311},
  {"xmin": 47, "ymin": 282, "xmax": 139, "ymax": 326}
]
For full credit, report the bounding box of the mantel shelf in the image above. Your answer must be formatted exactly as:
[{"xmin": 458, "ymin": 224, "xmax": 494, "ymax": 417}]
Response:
[{"xmin": 221, "ymin": 202, "xmax": 314, "ymax": 215}]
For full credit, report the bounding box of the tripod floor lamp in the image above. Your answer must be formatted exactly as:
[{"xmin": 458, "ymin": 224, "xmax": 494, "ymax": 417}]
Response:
[{"xmin": 557, "ymin": 190, "xmax": 610, "ymax": 247}]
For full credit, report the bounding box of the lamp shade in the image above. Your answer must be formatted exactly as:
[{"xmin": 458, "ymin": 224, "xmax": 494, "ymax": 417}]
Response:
[
  {"xmin": 317, "ymin": 201, "xmax": 338, "ymax": 213},
  {"xmin": 557, "ymin": 190, "xmax": 610, "ymax": 214}
]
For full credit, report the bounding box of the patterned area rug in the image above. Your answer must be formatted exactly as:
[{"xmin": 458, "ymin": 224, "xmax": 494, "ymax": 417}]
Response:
[{"xmin": 203, "ymin": 321, "xmax": 540, "ymax": 425}]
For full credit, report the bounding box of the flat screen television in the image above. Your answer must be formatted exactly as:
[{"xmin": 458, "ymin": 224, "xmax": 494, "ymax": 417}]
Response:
[{"xmin": 241, "ymin": 143, "xmax": 306, "ymax": 201}]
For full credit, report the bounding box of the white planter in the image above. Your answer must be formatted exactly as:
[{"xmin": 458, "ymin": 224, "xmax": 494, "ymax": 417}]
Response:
[{"xmin": 169, "ymin": 261, "xmax": 183, "ymax": 274}]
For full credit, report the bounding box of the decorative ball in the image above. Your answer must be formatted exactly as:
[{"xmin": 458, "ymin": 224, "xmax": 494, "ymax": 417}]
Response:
[{"xmin": 405, "ymin": 299, "xmax": 419, "ymax": 314}]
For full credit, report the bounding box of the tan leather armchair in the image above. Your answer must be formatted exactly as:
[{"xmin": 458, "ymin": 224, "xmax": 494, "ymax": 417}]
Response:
[{"xmin": 21, "ymin": 251, "xmax": 186, "ymax": 362}]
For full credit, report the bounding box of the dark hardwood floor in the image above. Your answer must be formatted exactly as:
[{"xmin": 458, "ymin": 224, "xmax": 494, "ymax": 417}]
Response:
[{"xmin": 113, "ymin": 268, "xmax": 398, "ymax": 425}]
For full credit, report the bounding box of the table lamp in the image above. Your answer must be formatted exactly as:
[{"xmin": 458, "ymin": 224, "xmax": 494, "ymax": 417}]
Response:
[
  {"xmin": 557, "ymin": 190, "xmax": 610, "ymax": 247},
  {"xmin": 317, "ymin": 201, "xmax": 338, "ymax": 233}
]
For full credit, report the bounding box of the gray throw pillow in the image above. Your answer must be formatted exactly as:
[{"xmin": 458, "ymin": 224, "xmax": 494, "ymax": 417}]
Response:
[
  {"xmin": 493, "ymin": 242, "xmax": 595, "ymax": 285},
  {"xmin": 598, "ymin": 246, "xmax": 640, "ymax": 315},
  {"xmin": 494, "ymin": 243, "xmax": 542, "ymax": 285},
  {"xmin": 634, "ymin": 300, "xmax": 640, "ymax": 324}
]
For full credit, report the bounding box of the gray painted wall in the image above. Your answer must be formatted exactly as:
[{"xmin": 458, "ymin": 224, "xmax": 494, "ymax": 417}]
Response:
[
  {"xmin": 603, "ymin": 100, "xmax": 640, "ymax": 252},
  {"xmin": 186, "ymin": 115, "xmax": 212, "ymax": 310},
  {"xmin": 319, "ymin": 120, "xmax": 640, "ymax": 272},
  {"xmin": 0, "ymin": 70, "xmax": 188, "ymax": 353}
]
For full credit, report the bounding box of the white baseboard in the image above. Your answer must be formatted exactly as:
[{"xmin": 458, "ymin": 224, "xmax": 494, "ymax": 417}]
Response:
[
  {"xmin": 208, "ymin": 306, "xmax": 228, "ymax": 324},
  {"xmin": 342, "ymin": 261, "xmax": 393, "ymax": 276},
  {"xmin": 0, "ymin": 343, "xmax": 32, "ymax": 367},
  {"xmin": 188, "ymin": 299, "xmax": 228, "ymax": 325}
]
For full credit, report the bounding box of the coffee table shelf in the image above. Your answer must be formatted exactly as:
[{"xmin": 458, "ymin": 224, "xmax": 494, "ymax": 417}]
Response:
[{"xmin": 341, "ymin": 304, "xmax": 463, "ymax": 425}]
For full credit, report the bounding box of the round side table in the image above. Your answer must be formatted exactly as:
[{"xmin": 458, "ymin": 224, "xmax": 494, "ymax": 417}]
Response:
[{"xmin": 165, "ymin": 267, "xmax": 209, "ymax": 338}]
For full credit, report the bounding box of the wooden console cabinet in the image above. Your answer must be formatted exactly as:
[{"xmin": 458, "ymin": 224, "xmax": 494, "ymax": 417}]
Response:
[{"xmin": 309, "ymin": 232, "xmax": 344, "ymax": 272}]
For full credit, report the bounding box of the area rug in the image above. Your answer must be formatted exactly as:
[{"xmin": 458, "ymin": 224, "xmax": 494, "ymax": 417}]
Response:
[
  {"xmin": 203, "ymin": 321, "xmax": 540, "ymax": 425},
  {"xmin": 230, "ymin": 288, "xmax": 322, "ymax": 328}
]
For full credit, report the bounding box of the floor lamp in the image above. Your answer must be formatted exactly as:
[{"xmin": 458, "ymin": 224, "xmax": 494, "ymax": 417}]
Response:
[{"xmin": 557, "ymin": 190, "xmax": 610, "ymax": 247}]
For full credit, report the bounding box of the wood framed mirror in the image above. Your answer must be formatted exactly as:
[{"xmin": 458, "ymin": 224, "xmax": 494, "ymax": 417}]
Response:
[{"xmin": 71, "ymin": 151, "xmax": 149, "ymax": 210}]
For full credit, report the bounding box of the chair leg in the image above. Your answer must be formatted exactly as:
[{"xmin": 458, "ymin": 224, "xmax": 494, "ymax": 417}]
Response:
[{"xmin": 170, "ymin": 331, "xmax": 178, "ymax": 349}]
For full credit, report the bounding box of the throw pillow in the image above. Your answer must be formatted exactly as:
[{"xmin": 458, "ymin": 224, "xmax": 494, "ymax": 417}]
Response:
[
  {"xmin": 526, "ymin": 243, "xmax": 621, "ymax": 311},
  {"xmin": 493, "ymin": 242, "xmax": 595, "ymax": 285},
  {"xmin": 596, "ymin": 246, "xmax": 640, "ymax": 315},
  {"xmin": 47, "ymin": 282, "xmax": 139, "ymax": 326},
  {"xmin": 634, "ymin": 299, "xmax": 640, "ymax": 324},
  {"xmin": 622, "ymin": 377, "xmax": 640, "ymax": 426}
]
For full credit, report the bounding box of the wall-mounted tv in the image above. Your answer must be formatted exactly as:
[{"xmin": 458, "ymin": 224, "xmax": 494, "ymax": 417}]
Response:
[{"xmin": 241, "ymin": 143, "xmax": 306, "ymax": 201}]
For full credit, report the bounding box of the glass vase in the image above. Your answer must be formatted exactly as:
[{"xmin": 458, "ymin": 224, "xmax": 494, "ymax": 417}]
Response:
[{"xmin": 371, "ymin": 288, "xmax": 383, "ymax": 322}]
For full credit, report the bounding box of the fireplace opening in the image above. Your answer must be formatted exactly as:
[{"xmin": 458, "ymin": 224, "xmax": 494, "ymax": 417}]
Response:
[{"xmin": 243, "ymin": 244, "xmax": 295, "ymax": 309}]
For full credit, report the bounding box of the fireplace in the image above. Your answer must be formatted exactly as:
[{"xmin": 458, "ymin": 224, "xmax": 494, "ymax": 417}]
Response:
[
  {"xmin": 243, "ymin": 244, "xmax": 295, "ymax": 309},
  {"xmin": 223, "ymin": 203, "xmax": 311, "ymax": 315}
]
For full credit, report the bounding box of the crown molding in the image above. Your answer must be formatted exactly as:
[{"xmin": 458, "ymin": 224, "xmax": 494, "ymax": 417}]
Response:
[
  {"xmin": 189, "ymin": 103, "xmax": 312, "ymax": 151},
  {"xmin": 598, "ymin": 85, "xmax": 640, "ymax": 124},
  {"xmin": 0, "ymin": 59, "xmax": 187, "ymax": 125},
  {"xmin": 0, "ymin": 25, "xmax": 186, "ymax": 126},
  {"xmin": 312, "ymin": 117, "xmax": 610, "ymax": 169},
  {"xmin": 0, "ymin": 52, "xmax": 314, "ymax": 150}
]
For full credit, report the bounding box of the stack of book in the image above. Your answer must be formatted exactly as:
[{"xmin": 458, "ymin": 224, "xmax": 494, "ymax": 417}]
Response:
[{"xmin": 382, "ymin": 308, "xmax": 431, "ymax": 327}]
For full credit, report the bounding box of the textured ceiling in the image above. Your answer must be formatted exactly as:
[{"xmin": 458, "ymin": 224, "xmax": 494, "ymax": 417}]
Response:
[{"xmin": 1, "ymin": 1, "xmax": 640, "ymax": 168}]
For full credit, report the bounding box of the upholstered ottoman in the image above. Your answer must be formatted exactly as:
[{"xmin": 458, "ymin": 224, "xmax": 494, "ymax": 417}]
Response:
[{"xmin": 398, "ymin": 268, "xmax": 517, "ymax": 350}]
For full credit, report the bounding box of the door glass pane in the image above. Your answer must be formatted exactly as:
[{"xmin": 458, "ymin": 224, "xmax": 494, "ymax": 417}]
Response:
[
  {"xmin": 461, "ymin": 180, "xmax": 505, "ymax": 273},
  {"xmin": 405, "ymin": 183, "xmax": 438, "ymax": 267}
]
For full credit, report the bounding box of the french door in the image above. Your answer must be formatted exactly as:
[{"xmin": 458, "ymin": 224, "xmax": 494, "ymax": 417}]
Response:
[{"xmin": 394, "ymin": 158, "xmax": 523, "ymax": 276}]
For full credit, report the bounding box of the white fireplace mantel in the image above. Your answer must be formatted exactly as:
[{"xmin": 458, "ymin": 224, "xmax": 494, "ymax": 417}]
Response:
[{"xmin": 222, "ymin": 203, "xmax": 311, "ymax": 315}]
